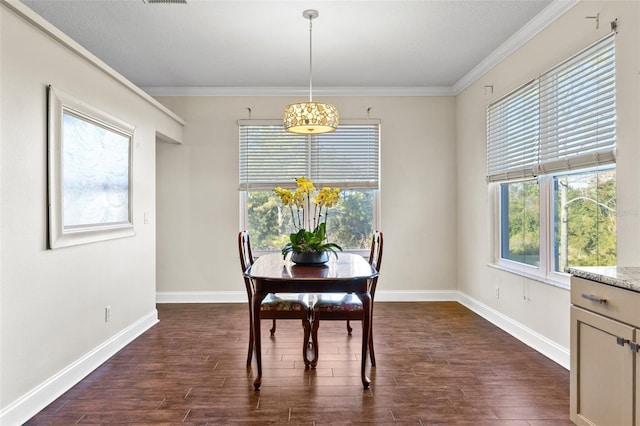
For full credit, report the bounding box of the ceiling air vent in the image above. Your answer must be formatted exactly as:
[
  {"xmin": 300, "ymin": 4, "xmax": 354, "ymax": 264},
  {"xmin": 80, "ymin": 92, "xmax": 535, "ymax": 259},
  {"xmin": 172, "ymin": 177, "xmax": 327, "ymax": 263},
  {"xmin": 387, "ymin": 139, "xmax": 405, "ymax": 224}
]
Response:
[{"xmin": 143, "ymin": 0, "xmax": 188, "ymax": 4}]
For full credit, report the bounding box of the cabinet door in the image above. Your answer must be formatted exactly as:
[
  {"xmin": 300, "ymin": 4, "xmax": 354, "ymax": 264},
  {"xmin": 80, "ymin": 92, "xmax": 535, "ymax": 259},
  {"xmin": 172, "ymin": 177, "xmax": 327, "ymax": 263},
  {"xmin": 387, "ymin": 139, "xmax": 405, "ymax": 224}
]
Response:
[{"xmin": 571, "ymin": 306, "xmax": 635, "ymax": 426}]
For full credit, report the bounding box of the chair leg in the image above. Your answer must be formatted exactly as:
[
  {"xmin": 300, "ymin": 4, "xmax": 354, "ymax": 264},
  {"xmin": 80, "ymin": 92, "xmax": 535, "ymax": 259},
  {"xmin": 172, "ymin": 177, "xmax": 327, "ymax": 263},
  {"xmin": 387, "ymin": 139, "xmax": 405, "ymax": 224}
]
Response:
[
  {"xmin": 247, "ymin": 308, "xmax": 254, "ymax": 368},
  {"xmin": 310, "ymin": 317, "xmax": 320, "ymax": 368},
  {"xmin": 346, "ymin": 319, "xmax": 353, "ymax": 335},
  {"xmin": 302, "ymin": 319, "xmax": 312, "ymax": 369},
  {"xmin": 270, "ymin": 319, "xmax": 276, "ymax": 336},
  {"xmin": 368, "ymin": 327, "xmax": 375, "ymax": 367}
]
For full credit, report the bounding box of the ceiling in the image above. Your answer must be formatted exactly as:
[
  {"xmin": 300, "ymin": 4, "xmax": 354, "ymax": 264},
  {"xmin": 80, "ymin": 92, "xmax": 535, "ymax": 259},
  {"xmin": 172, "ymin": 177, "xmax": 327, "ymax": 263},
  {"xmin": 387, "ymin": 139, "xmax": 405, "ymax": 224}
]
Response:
[{"xmin": 20, "ymin": 0, "xmax": 564, "ymax": 95}]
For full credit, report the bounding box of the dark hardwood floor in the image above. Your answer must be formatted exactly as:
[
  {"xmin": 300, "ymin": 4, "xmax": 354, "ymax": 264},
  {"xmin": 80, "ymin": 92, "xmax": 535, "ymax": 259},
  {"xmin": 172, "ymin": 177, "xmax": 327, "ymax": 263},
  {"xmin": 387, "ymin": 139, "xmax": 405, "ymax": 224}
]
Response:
[{"xmin": 26, "ymin": 302, "xmax": 571, "ymax": 425}]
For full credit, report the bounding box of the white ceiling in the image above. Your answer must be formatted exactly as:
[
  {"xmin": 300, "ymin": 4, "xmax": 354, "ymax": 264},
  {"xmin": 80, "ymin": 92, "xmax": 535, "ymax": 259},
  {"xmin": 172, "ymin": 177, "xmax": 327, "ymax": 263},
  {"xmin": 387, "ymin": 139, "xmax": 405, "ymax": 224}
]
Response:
[{"xmin": 20, "ymin": 0, "xmax": 569, "ymax": 95}]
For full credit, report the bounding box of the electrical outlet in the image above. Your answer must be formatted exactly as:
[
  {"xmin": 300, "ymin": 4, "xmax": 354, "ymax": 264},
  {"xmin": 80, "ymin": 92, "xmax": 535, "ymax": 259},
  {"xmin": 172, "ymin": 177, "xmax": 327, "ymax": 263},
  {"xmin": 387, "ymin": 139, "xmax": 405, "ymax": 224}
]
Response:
[{"xmin": 105, "ymin": 306, "xmax": 112, "ymax": 322}]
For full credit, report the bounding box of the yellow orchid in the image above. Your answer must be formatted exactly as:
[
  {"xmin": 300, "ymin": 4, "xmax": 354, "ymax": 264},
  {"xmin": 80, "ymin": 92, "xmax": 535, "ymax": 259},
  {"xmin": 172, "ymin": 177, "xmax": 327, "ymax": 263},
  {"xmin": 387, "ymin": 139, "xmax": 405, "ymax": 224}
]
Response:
[
  {"xmin": 273, "ymin": 177, "xmax": 342, "ymax": 259},
  {"xmin": 315, "ymin": 187, "xmax": 341, "ymax": 208},
  {"xmin": 295, "ymin": 177, "xmax": 315, "ymax": 195},
  {"xmin": 292, "ymin": 188, "xmax": 305, "ymax": 209},
  {"xmin": 273, "ymin": 187, "xmax": 293, "ymax": 206}
]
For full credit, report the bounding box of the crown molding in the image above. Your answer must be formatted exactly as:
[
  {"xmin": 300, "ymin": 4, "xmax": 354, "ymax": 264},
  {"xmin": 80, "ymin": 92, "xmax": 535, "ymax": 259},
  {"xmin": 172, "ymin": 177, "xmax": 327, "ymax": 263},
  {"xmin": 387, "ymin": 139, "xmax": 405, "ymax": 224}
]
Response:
[
  {"xmin": 142, "ymin": 85, "xmax": 455, "ymax": 97},
  {"xmin": 452, "ymin": 0, "xmax": 580, "ymax": 95}
]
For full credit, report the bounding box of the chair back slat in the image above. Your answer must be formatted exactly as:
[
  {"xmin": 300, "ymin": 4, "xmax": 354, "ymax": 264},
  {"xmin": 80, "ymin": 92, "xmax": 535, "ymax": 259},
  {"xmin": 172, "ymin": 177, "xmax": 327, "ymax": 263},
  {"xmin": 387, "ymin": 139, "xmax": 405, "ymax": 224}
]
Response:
[
  {"xmin": 368, "ymin": 231, "xmax": 383, "ymax": 271},
  {"xmin": 238, "ymin": 231, "xmax": 254, "ymax": 270},
  {"xmin": 368, "ymin": 231, "xmax": 383, "ymax": 298},
  {"xmin": 238, "ymin": 230, "xmax": 255, "ymax": 299}
]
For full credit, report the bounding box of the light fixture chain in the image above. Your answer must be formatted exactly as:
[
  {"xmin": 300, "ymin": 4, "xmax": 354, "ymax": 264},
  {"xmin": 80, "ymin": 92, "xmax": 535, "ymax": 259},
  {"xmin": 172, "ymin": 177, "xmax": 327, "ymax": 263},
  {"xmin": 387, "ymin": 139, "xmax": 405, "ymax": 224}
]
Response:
[{"xmin": 308, "ymin": 15, "xmax": 313, "ymax": 102}]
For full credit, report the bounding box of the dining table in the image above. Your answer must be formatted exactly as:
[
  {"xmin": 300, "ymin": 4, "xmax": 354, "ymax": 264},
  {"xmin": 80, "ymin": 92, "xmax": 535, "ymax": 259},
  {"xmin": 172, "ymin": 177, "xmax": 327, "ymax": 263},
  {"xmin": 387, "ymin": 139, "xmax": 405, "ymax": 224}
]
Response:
[{"xmin": 245, "ymin": 252, "xmax": 378, "ymax": 390}]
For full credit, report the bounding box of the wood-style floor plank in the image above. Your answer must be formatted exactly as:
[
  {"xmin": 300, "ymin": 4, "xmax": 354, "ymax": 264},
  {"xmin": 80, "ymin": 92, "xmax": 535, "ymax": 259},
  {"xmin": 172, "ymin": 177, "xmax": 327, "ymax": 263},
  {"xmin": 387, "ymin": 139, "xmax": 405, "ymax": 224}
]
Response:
[{"xmin": 26, "ymin": 302, "xmax": 571, "ymax": 425}]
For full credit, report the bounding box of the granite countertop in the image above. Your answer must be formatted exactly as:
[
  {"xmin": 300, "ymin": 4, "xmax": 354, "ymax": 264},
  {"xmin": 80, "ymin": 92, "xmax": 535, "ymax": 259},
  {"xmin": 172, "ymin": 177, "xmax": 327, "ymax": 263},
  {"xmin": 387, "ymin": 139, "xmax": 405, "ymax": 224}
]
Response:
[{"xmin": 567, "ymin": 266, "xmax": 640, "ymax": 293}]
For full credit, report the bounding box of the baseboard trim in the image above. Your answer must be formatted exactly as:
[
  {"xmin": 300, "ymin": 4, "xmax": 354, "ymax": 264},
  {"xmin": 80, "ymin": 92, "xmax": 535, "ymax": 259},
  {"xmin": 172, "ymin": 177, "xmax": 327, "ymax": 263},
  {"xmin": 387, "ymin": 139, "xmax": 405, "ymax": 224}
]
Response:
[
  {"xmin": 155, "ymin": 290, "xmax": 460, "ymax": 304},
  {"xmin": 156, "ymin": 291, "xmax": 247, "ymax": 303},
  {"xmin": 155, "ymin": 289, "xmax": 569, "ymax": 369},
  {"xmin": 1, "ymin": 309, "xmax": 159, "ymax": 426},
  {"xmin": 375, "ymin": 290, "xmax": 460, "ymax": 302}
]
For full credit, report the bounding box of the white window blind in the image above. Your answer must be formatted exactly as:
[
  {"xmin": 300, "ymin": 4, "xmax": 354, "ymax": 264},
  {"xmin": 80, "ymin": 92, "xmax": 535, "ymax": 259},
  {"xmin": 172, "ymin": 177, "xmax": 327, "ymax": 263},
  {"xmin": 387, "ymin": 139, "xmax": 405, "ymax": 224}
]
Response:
[
  {"xmin": 239, "ymin": 124, "xmax": 309, "ymax": 190},
  {"xmin": 538, "ymin": 34, "xmax": 616, "ymax": 174},
  {"xmin": 486, "ymin": 81, "xmax": 539, "ymax": 182},
  {"xmin": 239, "ymin": 120, "xmax": 380, "ymax": 190},
  {"xmin": 487, "ymin": 34, "xmax": 615, "ymax": 183}
]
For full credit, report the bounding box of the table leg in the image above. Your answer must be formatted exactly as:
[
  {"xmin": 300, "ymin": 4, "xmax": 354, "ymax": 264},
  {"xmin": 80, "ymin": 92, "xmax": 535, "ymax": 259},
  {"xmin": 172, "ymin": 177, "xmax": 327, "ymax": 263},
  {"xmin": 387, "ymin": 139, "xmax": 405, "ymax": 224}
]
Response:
[
  {"xmin": 358, "ymin": 291, "xmax": 372, "ymax": 389},
  {"xmin": 252, "ymin": 290, "xmax": 265, "ymax": 390}
]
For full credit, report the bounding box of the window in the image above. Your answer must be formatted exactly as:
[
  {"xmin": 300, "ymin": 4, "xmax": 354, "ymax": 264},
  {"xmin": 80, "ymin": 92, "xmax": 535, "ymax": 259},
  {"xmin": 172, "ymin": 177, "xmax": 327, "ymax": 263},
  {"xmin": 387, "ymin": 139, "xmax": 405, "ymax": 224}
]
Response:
[
  {"xmin": 239, "ymin": 120, "xmax": 380, "ymax": 252},
  {"xmin": 552, "ymin": 168, "xmax": 616, "ymax": 272},
  {"xmin": 500, "ymin": 180, "xmax": 540, "ymax": 267},
  {"xmin": 488, "ymin": 34, "xmax": 616, "ymax": 285}
]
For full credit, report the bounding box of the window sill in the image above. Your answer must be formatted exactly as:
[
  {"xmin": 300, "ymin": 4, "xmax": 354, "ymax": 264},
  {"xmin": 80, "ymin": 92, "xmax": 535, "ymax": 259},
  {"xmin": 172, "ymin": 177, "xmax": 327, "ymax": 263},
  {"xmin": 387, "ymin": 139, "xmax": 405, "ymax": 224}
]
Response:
[{"xmin": 488, "ymin": 263, "xmax": 570, "ymax": 291}]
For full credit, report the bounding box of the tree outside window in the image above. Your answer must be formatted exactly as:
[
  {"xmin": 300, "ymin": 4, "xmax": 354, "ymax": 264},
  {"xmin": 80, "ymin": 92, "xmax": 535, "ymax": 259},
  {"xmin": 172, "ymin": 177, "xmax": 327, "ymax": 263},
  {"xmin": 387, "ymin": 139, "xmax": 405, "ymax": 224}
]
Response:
[
  {"xmin": 553, "ymin": 169, "xmax": 616, "ymax": 272},
  {"xmin": 501, "ymin": 180, "xmax": 540, "ymax": 267}
]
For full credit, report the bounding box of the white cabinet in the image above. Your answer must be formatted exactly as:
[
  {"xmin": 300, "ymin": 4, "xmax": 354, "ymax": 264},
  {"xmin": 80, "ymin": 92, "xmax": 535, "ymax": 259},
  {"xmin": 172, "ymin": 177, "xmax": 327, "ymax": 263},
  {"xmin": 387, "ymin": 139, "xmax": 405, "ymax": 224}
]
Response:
[{"xmin": 570, "ymin": 276, "xmax": 640, "ymax": 426}]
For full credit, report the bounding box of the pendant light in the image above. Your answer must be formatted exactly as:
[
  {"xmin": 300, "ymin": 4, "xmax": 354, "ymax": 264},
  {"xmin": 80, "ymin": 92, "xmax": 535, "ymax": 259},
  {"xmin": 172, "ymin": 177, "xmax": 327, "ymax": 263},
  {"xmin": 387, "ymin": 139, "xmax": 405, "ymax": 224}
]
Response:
[{"xmin": 283, "ymin": 9, "xmax": 339, "ymax": 134}]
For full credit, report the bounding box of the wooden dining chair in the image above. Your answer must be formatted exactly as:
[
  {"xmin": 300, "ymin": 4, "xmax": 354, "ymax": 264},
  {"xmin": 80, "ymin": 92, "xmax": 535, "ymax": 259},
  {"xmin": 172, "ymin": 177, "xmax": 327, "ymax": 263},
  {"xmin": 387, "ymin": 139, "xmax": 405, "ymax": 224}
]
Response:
[
  {"xmin": 310, "ymin": 231, "xmax": 383, "ymax": 368},
  {"xmin": 238, "ymin": 231, "xmax": 313, "ymax": 368}
]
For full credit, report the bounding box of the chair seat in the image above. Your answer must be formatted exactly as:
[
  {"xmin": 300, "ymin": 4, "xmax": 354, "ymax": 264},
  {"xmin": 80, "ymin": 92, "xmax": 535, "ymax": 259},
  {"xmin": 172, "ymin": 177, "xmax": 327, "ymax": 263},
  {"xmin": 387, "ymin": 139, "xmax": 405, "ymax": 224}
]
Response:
[
  {"xmin": 313, "ymin": 293, "xmax": 363, "ymax": 312},
  {"xmin": 261, "ymin": 293, "xmax": 311, "ymax": 312}
]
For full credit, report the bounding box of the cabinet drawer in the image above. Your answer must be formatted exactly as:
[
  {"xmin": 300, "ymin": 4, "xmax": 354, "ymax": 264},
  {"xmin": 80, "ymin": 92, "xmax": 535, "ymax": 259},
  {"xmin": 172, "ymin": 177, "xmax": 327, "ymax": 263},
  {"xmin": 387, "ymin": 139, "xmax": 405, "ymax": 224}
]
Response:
[{"xmin": 572, "ymin": 276, "xmax": 640, "ymax": 326}]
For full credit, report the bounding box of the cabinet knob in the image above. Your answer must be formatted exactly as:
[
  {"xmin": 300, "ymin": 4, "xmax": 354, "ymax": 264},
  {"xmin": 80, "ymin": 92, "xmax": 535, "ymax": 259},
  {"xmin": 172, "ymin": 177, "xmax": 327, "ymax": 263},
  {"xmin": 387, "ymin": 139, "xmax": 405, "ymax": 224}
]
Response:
[{"xmin": 581, "ymin": 293, "xmax": 607, "ymax": 304}]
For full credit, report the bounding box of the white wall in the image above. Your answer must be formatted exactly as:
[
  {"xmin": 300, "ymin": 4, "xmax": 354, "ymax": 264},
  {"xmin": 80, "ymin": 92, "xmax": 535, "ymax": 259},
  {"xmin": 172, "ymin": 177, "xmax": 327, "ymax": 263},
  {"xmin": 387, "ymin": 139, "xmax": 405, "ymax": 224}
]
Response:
[
  {"xmin": 0, "ymin": 2, "xmax": 183, "ymax": 423},
  {"xmin": 456, "ymin": 0, "xmax": 640, "ymax": 355},
  {"xmin": 155, "ymin": 96, "xmax": 458, "ymax": 300}
]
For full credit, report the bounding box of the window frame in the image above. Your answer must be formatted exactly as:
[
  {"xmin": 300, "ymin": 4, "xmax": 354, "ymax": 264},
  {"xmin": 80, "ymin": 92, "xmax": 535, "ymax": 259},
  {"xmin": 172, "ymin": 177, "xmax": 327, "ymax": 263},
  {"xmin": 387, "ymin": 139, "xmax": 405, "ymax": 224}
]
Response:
[
  {"xmin": 488, "ymin": 34, "xmax": 616, "ymax": 288},
  {"xmin": 495, "ymin": 175, "xmax": 564, "ymax": 285},
  {"xmin": 492, "ymin": 166, "xmax": 616, "ymax": 289},
  {"xmin": 492, "ymin": 177, "xmax": 556, "ymax": 285},
  {"xmin": 238, "ymin": 119, "xmax": 381, "ymax": 256}
]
